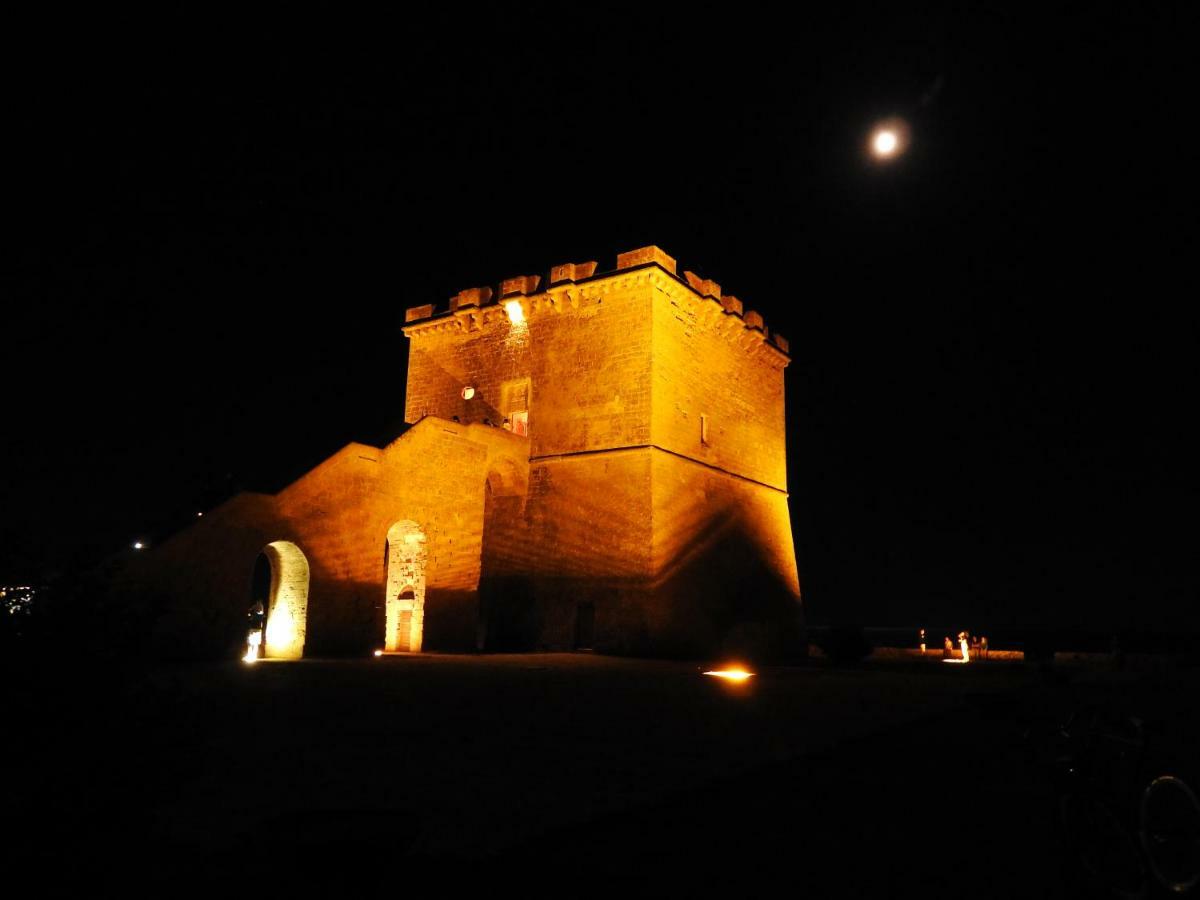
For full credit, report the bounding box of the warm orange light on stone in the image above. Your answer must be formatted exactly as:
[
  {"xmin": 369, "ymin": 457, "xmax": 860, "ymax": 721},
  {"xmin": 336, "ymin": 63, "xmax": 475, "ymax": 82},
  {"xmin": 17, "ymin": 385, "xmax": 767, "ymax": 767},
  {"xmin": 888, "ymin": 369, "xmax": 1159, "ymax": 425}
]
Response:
[
  {"xmin": 261, "ymin": 540, "xmax": 309, "ymax": 660},
  {"xmin": 132, "ymin": 245, "xmax": 803, "ymax": 660},
  {"xmin": 385, "ymin": 520, "xmax": 426, "ymax": 652},
  {"xmin": 504, "ymin": 299, "xmax": 526, "ymax": 326}
]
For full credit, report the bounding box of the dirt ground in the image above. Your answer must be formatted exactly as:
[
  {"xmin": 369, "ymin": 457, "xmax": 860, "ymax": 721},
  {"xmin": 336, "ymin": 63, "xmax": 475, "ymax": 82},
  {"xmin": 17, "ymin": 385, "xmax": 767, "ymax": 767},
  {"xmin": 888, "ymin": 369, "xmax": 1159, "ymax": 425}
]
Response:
[{"xmin": 7, "ymin": 652, "xmax": 1199, "ymax": 894}]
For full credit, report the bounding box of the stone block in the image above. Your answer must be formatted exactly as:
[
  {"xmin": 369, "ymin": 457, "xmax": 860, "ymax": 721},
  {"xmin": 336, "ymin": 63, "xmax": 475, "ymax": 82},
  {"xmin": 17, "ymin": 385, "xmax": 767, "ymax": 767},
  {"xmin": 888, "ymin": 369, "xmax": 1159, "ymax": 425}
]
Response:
[
  {"xmin": 615, "ymin": 245, "xmax": 677, "ymax": 274},
  {"xmin": 500, "ymin": 274, "xmax": 542, "ymax": 296},
  {"xmin": 549, "ymin": 261, "xmax": 599, "ymax": 284},
  {"xmin": 683, "ymin": 271, "xmax": 721, "ymax": 299},
  {"xmin": 450, "ymin": 286, "xmax": 494, "ymax": 311}
]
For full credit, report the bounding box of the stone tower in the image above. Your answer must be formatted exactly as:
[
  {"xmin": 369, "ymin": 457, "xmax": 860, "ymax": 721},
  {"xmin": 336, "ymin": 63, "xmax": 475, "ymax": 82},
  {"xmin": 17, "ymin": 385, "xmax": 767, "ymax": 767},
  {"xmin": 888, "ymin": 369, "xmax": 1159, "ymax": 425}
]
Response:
[
  {"xmin": 403, "ymin": 245, "xmax": 801, "ymax": 657},
  {"xmin": 126, "ymin": 245, "xmax": 802, "ymax": 660}
]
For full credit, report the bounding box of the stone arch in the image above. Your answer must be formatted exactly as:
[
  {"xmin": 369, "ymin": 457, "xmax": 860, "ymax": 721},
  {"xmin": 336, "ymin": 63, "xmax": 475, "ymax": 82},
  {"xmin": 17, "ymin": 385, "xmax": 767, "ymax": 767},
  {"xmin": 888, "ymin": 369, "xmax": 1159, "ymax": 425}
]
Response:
[
  {"xmin": 384, "ymin": 520, "xmax": 427, "ymax": 652},
  {"xmin": 254, "ymin": 540, "xmax": 309, "ymax": 659}
]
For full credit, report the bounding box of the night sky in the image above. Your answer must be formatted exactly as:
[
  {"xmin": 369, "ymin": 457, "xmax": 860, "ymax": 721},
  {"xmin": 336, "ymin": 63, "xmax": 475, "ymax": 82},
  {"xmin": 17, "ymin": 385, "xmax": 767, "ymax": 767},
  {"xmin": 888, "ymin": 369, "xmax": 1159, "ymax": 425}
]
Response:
[{"xmin": 4, "ymin": 9, "xmax": 1193, "ymax": 633}]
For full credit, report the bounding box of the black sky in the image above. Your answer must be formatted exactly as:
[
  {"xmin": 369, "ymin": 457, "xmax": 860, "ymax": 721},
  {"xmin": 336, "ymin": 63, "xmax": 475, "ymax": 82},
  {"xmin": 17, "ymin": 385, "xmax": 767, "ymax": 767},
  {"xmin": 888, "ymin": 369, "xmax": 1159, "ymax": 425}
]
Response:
[{"xmin": 4, "ymin": 8, "xmax": 1194, "ymax": 633}]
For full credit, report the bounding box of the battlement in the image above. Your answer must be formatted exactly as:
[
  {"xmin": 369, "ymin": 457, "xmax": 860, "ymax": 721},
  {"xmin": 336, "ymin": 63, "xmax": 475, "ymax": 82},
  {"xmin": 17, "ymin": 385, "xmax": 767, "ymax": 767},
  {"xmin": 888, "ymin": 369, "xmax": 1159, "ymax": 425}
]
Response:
[{"xmin": 402, "ymin": 245, "xmax": 791, "ymax": 359}]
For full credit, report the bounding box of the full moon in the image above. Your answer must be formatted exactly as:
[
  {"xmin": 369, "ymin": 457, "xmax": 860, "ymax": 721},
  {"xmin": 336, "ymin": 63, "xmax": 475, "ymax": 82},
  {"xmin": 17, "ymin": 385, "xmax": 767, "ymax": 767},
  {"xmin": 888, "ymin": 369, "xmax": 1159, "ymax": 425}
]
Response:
[{"xmin": 868, "ymin": 119, "xmax": 909, "ymax": 160}]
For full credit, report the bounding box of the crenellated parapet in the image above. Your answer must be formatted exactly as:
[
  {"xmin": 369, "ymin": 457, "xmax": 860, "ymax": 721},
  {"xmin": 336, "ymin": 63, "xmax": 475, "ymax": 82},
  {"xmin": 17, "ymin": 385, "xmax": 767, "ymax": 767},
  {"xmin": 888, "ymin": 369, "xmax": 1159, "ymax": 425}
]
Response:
[
  {"xmin": 402, "ymin": 245, "xmax": 791, "ymax": 365},
  {"xmin": 650, "ymin": 275, "xmax": 789, "ymax": 371}
]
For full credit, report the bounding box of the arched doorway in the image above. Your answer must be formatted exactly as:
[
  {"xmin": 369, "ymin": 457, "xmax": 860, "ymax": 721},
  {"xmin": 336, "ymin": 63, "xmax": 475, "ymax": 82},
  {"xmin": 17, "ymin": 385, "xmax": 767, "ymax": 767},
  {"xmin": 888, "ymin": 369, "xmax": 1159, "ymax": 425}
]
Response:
[
  {"xmin": 250, "ymin": 540, "xmax": 310, "ymax": 659},
  {"xmin": 384, "ymin": 521, "xmax": 426, "ymax": 652}
]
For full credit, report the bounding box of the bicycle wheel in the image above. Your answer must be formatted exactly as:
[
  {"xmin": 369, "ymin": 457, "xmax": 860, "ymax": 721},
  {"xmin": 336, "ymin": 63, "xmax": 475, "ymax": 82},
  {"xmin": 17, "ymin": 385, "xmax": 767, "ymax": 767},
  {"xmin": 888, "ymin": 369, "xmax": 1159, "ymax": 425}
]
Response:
[
  {"xmin": 1140, "ymin": 775, "xmax": 1200, "ymax": 893},
  {"xmin": 1059, "ymin": 793, "xmax": 1147, "ymax": 899}
]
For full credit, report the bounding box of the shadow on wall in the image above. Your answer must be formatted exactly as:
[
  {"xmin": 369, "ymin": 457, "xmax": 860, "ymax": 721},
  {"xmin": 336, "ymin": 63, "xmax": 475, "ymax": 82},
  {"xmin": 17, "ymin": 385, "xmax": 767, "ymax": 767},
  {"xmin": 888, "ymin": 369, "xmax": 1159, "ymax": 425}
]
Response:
[
  {"xmin": 647, "ymin": 509, "xmax": 805, "ymax": 662},
  {"xmin": 411, "ymin": 353, "xmax": 506, "ymax": 425},
  {"xmin": 477, "ymin": 575, "xmax": 541, "ymax": 651},
  {"xmin": 303, "ymin": 579, "xmax": 385, "ymax": 657},
  {"xmin": 476, "ymin": 510, "xmax": 804, "ymax": 661},
  {"xmin": 151, "ymin": 587, "xmax": 247, "ymax": 660},
  {"xmin": 424, "ymin": 589, "xmax": 489, "ymax": 652}
]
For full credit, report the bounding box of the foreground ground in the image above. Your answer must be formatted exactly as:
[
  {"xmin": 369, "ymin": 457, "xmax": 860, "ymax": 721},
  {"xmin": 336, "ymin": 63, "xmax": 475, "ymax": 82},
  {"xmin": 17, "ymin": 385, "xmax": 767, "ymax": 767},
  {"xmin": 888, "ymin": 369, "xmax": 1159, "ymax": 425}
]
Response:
[{"xmin": 8, "ymin": 651, "xmax": 1199, "ymax": 894}]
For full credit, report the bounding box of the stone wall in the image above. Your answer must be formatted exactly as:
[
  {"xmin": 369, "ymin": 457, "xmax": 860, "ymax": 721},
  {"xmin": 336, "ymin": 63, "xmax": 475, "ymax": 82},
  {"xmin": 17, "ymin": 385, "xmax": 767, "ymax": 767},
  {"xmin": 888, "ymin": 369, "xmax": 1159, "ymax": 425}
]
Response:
[
  {"xmin": 648, "ymin": 450, "xmax": 803, "ymax": 658},
  {"xmin": 404, "ymin": 269, "xmax": 653, "ymax": 456},
  {"xmin": 476, "ymin": 448, "xmax": 654, "ymax": 652},
  {"xmin": 130, "ymin": 419, "xmax": 527, "ymax": 657},
  {"xmin": 649, "ymin": 272, "xmax": 789, "ymax": 490}
]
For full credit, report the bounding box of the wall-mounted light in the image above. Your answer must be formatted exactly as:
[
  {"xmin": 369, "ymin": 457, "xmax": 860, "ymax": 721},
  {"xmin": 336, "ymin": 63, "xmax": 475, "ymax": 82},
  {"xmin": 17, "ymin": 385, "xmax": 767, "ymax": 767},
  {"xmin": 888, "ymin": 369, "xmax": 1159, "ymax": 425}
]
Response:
[
  {"xmin": 504, "ymin": 299, "xmax": 525, "ymax": 326},
  {"xmin": 461, "ymin": 386, "xmax": 475, "ymax": 400}
]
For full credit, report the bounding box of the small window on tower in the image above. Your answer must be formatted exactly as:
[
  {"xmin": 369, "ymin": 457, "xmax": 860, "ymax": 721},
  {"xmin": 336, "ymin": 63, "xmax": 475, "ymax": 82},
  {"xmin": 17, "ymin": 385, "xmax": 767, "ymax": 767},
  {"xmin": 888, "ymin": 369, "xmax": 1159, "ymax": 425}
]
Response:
[
  {"xmin": 700, "ymin": 414, "xmax": 709, "ymax": 446},
  {"xmin": 501, "ymin": 378, "xmax": 531, "ymax": 436},
  {"xmin": 502, "ymin": 379, "xmax": 530, "ymax": 414}
]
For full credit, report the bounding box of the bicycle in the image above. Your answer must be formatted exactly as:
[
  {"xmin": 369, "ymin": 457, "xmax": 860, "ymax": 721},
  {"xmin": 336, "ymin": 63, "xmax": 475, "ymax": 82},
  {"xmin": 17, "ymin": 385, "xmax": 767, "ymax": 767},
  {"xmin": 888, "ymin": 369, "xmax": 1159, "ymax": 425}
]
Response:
[{"xmin": 1032, "ymin": 705, "xmax": 1200, "ymax": 897}]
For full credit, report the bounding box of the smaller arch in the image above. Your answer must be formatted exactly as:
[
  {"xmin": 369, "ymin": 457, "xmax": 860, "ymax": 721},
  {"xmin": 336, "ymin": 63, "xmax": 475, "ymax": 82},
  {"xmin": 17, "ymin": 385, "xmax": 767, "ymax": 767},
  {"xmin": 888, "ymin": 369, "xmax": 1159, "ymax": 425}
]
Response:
[
  {"xmin": 384, "ymin": 521, "xmax": 426, "ymax": 652},
  {"xmin": 253, "ymin": 540, "xmax": 310, "ymax": 659}
]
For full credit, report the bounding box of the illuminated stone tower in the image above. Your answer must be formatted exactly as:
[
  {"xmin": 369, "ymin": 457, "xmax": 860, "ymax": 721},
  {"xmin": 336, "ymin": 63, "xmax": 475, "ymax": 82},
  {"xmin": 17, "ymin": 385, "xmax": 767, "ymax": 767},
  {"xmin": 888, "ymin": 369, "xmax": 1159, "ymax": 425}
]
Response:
[
  {"xmin": 402, "ymin": 246, "xmax": 801, "ymax": 656},
  {"xmin": 128, "ymin": 245, "xmax": 802, "ymax": 659}
]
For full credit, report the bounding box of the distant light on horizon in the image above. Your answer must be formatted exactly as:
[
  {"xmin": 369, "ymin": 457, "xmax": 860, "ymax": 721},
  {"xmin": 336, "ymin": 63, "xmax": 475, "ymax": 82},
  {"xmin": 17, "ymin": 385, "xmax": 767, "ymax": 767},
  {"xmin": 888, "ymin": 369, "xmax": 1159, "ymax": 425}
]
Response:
[
  {"xmin": 132, "ymin": 541, "xmax": 145, "ymax": 550},
  {"xmin": 873, "ymin": 130, "xmax": 898, "ymax": 155},
  {"xmin": 704, "ymin": 667, "xmax": 754, "ymax": 683}
]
